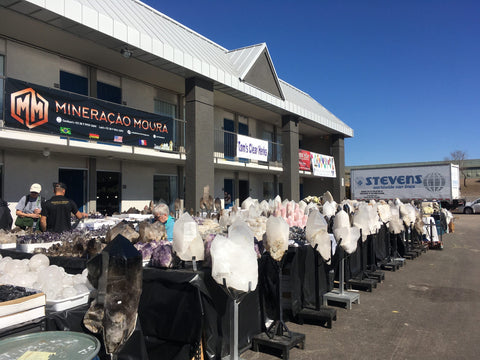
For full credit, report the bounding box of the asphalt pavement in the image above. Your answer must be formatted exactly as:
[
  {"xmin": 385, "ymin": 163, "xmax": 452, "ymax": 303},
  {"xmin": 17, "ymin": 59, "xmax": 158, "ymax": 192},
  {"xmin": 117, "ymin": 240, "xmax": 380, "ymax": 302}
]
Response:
[{"xmin": 242, "ymin": 214, "xmax": 480, "ymax": 360}]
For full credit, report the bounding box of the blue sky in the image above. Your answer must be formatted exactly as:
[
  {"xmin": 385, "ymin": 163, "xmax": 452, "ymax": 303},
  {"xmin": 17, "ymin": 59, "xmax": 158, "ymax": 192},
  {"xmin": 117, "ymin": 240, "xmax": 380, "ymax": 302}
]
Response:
[{"xmin": 143, "ymin": 0, "xmax": 480, "ymax": 166}]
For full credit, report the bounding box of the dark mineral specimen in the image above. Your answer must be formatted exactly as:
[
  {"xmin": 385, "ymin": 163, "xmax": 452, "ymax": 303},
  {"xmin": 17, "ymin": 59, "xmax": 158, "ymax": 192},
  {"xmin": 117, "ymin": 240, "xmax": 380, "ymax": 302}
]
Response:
[{"xmin": 83, "ymin": 234, "xmax": 143, "ymax": 356}]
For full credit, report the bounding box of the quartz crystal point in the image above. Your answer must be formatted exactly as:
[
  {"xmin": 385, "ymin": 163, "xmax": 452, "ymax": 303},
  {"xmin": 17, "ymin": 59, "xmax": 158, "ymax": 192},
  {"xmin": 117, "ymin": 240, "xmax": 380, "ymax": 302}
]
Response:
[
  {"xmin": 84, "ymin": 234, "xmax": 143, "ymax": 356},
  {"xmin": 333, "ymin": 210, "xmax": 360, "ymax": 254},
  {"xmin": 172, "ymin": 212, "xmax": 205, "ymax": 261},
  {"xmin": 305, "ymin": 209, "xmax": 332, "ymax": 264},
  {"xmin": 265, "ymin": 216, "xmax": 289, "ymax": 262},
  {"xmin": 399, "ymin": 203, "xmax": 417, "ymax": 227},
  {"xmin": 211, "ymin": 224, "xmax": 258, "ymax": 292},
  {"xmin": 377, "ymin": 202, "xmax": 392, "ymax": 224},
  {"xmin": 323, "ymin": 191, "xmax": 334, "ymax": 203},
  {"xmin": 322, "ymin": 201, "xmax": 337, "ymax": 219},
  {"xmin": 353, "ymin": 204, "xmax": 371, "ymax": 241},
  {"xmin": 388, "ymin": 204, "xmax": 404, "ymax": 234}
]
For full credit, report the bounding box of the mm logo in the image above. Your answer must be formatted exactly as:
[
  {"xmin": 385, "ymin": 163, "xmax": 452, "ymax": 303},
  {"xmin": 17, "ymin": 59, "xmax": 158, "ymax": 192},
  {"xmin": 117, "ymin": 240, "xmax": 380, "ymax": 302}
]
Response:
[{"xmin": 11, "ymin": 88, "xmax": 48, "ymax": 129}]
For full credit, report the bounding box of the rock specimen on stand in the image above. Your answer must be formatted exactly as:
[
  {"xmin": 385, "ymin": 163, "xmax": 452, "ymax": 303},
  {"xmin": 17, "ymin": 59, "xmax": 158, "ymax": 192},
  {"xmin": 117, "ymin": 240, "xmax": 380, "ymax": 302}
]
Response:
[
  {"xmin": 305, "ymin": 209, "xmax": 332, "ymax": 264},
  {"xmin": 353, "ymin": 204, "xmax": 371, "ymax": 241},
  {"xmin": 211, "ymin": 221, "xmax": 258, "ymax": 292},
  {"xmin": 377, "ymin": 202, "xmax": 392, "ymax": 224},
  {"xmin": 322, "ymin": 201, "xmax": 337, "ymax": 219},
  {"xmin": 333, "ymin": 210, "xmax": 360, "ymax": 254},
  {"xmin": 84, "ymin": 235, "xmax": 143, "ymax": 356},
  {"xmin": 265, "ymin": 216, "xmax": 289, "ymax": 261},
  {"xmin": 172, "ymin": 212, "xmax": 205, "ymax": 261}
]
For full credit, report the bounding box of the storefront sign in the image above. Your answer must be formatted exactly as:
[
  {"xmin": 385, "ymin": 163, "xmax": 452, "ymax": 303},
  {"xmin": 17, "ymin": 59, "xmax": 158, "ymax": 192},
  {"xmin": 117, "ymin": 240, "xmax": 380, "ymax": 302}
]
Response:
[
  {"xmin": 5, "ymin": 78, "xmax": 173, "ymax": 149},
  {"xmin": 236, "ymin": 134, "xmax": 268, "ymax": 161},
  {"xmin": 298, "ymin": 150, "xmax": 311, "ymax": 171},
  {"xmin": 311, "ymin": 152, "xmax": 336, "ymax": 178}
]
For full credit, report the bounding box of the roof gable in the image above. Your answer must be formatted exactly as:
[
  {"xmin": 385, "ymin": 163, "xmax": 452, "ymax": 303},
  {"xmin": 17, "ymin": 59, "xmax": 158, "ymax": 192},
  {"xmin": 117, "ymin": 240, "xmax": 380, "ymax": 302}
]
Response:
[{"xmin": 227, "ymin": 43, "xmax": 284, "ymax": 100}]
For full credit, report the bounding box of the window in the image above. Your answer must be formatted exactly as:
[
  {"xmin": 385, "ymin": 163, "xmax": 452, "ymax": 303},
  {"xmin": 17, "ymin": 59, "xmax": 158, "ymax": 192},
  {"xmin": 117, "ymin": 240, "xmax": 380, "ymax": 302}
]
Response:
[
  {"xmin": 154, "ymin": 175, "xmax": 178, "ymax": 211},
  {"xmin": 97, "ymin": 81, "xmax": 121, "ymax": 104},
  {"xmin": 263, "ymin": 182, "xmax": 274, "ymax": 200},
  {"xmin": 154, "ymin": 99, "xmax": 176, "ymax": 118},
  {"xmin": 0, "ymin": 55, "xmax": 4, "ymax": 119},
  {"xmin": 60, "ymin": 70, "xmax": 88, "ymax": 96}
]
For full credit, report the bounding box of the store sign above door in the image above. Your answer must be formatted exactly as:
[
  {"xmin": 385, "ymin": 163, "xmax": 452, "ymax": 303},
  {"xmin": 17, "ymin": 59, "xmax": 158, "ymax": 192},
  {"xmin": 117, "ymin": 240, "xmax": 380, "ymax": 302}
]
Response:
[
  {"xmin": 5, "ymin": 78, "xmax": 173, "ymax": 149},
  {"xmin": 237, "ymin": 134, "xmax": 268, "ymax": 162},
  {"xmin": 298, "ymin": 149, "xmax": 336, "ymax": 178}
]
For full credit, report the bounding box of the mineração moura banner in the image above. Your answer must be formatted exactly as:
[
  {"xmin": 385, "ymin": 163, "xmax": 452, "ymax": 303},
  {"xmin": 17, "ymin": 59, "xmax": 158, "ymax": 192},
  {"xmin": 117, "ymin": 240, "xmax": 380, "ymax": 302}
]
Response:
[{"xmin": 5, "ymin": 78, "xmax": 173, "ymax": 149}]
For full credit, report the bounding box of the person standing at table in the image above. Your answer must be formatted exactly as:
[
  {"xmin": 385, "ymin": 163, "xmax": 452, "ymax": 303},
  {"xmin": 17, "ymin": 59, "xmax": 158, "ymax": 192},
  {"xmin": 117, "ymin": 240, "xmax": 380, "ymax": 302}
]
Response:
[
  {"xmin": 40, "ymin": 182, "xmax": 88, "ymax": 233},
  {"xmin": 152, "ymin": 203, "xmax": 175, "ymax": 241},
  {"xmin": 0, "ymin": 198, "xmax": 13, "ymax": 231},
  {"xmin": 15, "ymin": 183, "xmax": 44, "ymax": 230}
]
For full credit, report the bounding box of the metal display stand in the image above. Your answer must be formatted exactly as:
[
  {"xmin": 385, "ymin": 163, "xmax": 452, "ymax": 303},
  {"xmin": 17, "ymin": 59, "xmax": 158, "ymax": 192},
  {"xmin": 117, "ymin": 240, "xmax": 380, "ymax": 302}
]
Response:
[
  {"xmin": 221, "ymin": 279, "xmax": 251, "ymax": 360},
  {"xmin": 322, "ymin": 246, "xmax": 360, "ymax": 310},
  {"xmin": 252, "ymin": 253, "xmax": 305, "ymax": 360}
]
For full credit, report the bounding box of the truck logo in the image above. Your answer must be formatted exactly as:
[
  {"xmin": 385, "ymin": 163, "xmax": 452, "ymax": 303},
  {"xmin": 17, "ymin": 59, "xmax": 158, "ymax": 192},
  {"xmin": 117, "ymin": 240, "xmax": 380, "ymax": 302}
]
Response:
[
  {"xmin": 10, "ymin": 87, "xmax": 49, "ymax": 129},
  {"xmin": 423, "ymin": 172, "xmax": 446, "ymax": 192}
]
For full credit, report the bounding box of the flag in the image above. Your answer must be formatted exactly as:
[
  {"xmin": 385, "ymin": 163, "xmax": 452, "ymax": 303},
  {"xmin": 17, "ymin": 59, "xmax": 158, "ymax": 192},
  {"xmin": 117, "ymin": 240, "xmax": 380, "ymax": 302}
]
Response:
[
  {"xmin": 89, "ymin": 133, "xmax": 100, "ymax": 139},
  {"xmin": 114, "ymin": 135, "xmax": 123, "ymax": 143},
  {"xmin": 60, "ymin": 127, "xmax": 71, "ymax": 135},
  {"xmin": 139, "ymin": 139, "xmax": 147, "ymax": 146}
]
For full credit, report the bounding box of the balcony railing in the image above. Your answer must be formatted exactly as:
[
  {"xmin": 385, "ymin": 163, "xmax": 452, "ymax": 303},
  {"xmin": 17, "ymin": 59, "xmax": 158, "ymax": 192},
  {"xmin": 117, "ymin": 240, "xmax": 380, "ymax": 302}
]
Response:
[{"xmin": 214, "ymin": 128, "xmax": 283, "ymax": 166}]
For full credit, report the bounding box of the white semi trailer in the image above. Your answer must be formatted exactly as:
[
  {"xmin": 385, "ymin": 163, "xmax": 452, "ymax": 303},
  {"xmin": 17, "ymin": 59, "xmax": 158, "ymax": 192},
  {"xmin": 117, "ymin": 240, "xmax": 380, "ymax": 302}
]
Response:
[{"xmin": 350, "ymin": 163, "xmax": 462, "ymax": 209}]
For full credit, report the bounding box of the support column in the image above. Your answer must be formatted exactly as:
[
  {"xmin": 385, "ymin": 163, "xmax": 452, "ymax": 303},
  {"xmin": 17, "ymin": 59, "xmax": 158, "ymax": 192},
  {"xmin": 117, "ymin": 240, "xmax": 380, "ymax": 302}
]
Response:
[
  {"xmin": 89, "ymin": 67, "xmax": 97, "ymax": 98},
  {"xmin": 185, "ymin": 77, "xmax": 214, "ymax": 213},
  {"xmin": 281, "ymin": 115, "xmax": 300, "ymax": 202},
  {"xmin": 331, "ymin": 135, "xmax": 345, "ymax": 202},
  {"xmin": 88, "ymin": 157, "xmax": 96, "ymax": 213}
]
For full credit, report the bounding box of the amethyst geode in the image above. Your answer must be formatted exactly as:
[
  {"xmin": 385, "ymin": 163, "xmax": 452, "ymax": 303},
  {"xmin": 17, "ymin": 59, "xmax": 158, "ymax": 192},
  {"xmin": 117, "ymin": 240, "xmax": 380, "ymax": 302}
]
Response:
[{"xmin": 83, "ymin": 234, "xmax": 143, "ymax": 355}]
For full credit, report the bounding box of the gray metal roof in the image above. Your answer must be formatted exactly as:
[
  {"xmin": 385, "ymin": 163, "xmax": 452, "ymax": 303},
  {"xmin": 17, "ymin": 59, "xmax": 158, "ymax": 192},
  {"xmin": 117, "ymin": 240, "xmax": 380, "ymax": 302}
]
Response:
[{"xmin": 3, "ymin": 0, "xmax": 353, "ymax": 137}]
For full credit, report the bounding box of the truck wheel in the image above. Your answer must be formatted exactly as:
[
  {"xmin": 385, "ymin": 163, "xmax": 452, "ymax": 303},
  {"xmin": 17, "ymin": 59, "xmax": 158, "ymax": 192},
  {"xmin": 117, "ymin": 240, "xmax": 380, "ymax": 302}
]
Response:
[{"xmin": 464, "ymin": 207, "xmax": 473, "ymax": 214}]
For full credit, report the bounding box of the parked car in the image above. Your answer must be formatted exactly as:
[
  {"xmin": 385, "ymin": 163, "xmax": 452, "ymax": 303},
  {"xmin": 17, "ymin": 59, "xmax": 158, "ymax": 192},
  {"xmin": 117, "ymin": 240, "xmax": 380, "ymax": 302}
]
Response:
[{"xmin": 458, "ymin": 198, "xmax": 480, "ymax": 214}]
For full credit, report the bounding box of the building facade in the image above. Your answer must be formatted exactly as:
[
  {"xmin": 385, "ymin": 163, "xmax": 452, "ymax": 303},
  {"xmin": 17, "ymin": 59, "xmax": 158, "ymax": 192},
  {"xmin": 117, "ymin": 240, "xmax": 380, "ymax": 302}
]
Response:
[{"xmin": 0, "ymin": 0, "xmax": 353, "ymax": 216}]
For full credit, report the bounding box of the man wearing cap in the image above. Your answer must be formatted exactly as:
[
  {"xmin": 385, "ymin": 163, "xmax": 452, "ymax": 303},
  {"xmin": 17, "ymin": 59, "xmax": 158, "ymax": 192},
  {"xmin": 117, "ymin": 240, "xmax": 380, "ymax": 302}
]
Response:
[
  {"xmin": 15, "ymin": 183, "xmax": 44, "ymax": 230},
  {"xmin": 40, "ymin": 182, "xmax": 88, "ymax": 233}
]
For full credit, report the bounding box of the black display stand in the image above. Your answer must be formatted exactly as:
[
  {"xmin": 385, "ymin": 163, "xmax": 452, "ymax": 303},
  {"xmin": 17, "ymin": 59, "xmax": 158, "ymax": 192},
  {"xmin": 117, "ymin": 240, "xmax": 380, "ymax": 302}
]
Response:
[
  {"xmin": 346, "ymin": 235, "xmax": 379, "ymax": 292},
  {"xmin": 221, "ymin": 279, "xmax": 251, "ymax": 360},
  {"xmin": 378, "ymin": 225, "xmax": 402, "ymax": 272},
  {"xmin": 252, "ymin": 253, "xmax": 305, "ymax": 360},
  {"xmin": 364, "ymin": 233, "xmax": 386, "ymax": 282},
  {"xmin": 296, "ymin": 245, "xmax": 337, "ymax": 328}
]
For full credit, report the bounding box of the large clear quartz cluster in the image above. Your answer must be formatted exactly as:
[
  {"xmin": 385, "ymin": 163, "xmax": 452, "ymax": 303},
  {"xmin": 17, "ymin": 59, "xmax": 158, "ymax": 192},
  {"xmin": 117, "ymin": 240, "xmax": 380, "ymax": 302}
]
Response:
[
  {"xmin": 399, "ymin": 203, "xmax": 417, "ymax": 227},
  {"xmin": 388, "ymin": 203, "xmax": 404, "ymax": 234},
  {"xmin": 84, "ymin": 235, "xmax": 143, "ymax": 356},
  {"xmin": 333, "ymin": 210, "xmax": 360, "ymax": 254},
  {"xmin": 353, "ymin": 204, "xmax": 372, "ymax": 241},
  {"xmin": 322, "ymin": 201, "xmax": 337, "ymax": 219},
  {"xmin": 305, "ymin": 209, "xmax": 331, "ymax": 264},
  {"xmin": 265, "ymin": 216, "xmax": 289, "ymax": 261},
  {"xmin": 210, "ymin": 220, "xmax": 258, "ymax": 292},
  {"xmin": 172, "ymin": 212, "xmax": 205, "ymax": 261}
]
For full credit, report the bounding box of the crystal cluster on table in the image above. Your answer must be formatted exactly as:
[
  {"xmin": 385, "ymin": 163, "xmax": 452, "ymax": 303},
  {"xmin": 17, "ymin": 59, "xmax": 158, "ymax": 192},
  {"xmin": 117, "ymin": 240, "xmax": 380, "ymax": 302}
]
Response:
[{"xmin": 0, "ymin": 253, "xmax": 92, "ymax": 300}]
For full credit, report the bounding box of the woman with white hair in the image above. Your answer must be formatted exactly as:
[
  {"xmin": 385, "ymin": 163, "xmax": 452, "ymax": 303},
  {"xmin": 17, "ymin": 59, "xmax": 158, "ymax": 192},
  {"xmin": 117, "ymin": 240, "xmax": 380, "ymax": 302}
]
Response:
[{"xmin": 152, "ymin": 203, "xmax": 175, "ymax": 241}]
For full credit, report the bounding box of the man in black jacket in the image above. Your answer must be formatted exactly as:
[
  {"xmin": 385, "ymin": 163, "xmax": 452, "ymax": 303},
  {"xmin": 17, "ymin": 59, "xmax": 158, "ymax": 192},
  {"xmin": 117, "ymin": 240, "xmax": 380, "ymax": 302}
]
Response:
[{"xmin": 0, "ymin": 199, "xmax": 13, "ymax": 231}]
